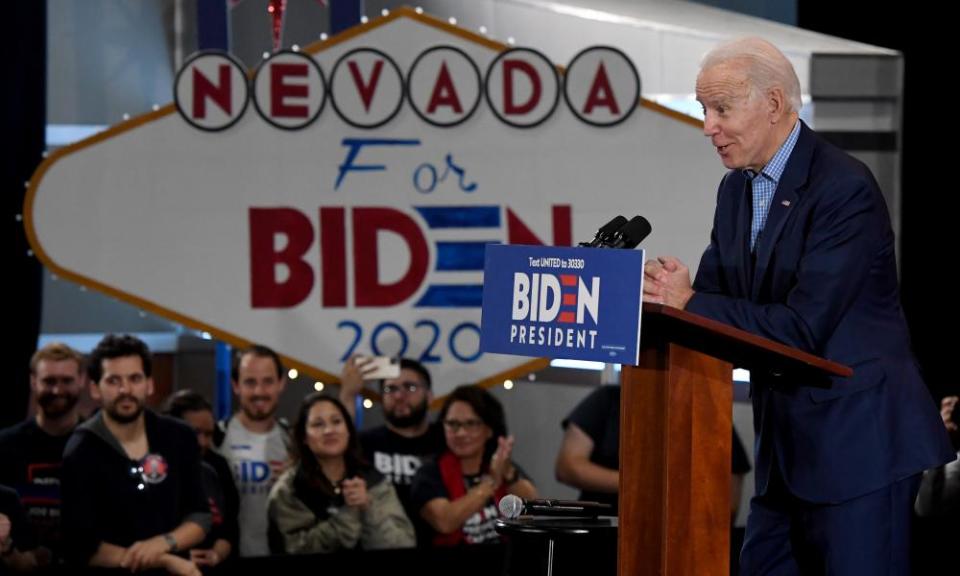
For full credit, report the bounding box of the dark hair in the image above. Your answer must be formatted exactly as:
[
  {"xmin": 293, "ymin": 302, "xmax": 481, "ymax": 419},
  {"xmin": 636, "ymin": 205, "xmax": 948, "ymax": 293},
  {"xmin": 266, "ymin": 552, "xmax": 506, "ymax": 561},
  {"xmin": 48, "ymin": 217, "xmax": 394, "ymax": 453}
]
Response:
[
  {"xmin": 231, "ymin": 344, "xmax": 284, "ymax": 382},
  {"xmin": 397, "ymin": 358, "xmax": 432, "ymax": 389},
  {"xmin": 290, "ymin": 393, "xmax": 366, "ymax": 497},
  {"xmin": 165, "ymin": 389, "xmax": 213, "ymax": 419},
  {"xmin": 87, "ymin": 334, "xmax": 152, "ymax": 384},
  {"xmin": 438, "ymin": 385, "xmax": 507, "ymax": 464}
]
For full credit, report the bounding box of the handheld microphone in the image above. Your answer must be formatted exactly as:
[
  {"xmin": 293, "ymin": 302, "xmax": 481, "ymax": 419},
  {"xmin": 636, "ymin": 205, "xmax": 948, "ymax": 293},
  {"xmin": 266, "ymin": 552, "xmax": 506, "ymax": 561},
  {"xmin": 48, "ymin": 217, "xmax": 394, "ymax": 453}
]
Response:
[
  {"xmin": 498, "ymin": 494, "xmax": 613, "ymax": 519},
  {"xmin": 604, "ymin": 215, "xmax": 652, "ymax": 249},
  {"xmin": 579, "ymin": 215, "xmax": 628, "ymax": 247}
]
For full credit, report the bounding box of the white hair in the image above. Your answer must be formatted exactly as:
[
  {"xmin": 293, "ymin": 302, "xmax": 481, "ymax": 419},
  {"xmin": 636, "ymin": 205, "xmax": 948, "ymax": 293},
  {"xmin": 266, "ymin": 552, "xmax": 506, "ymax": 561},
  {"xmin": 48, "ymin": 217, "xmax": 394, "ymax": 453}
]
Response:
[{"xmin": 701, "ymin": 37, "xmax": 802, "ymax": 114}]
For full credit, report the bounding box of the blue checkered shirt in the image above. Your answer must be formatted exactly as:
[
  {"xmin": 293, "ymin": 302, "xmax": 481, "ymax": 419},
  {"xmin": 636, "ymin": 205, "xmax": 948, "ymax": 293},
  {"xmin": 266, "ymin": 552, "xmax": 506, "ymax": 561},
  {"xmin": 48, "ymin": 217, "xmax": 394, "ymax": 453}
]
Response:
[{"xmin": 746, "ymin": 120, "xmax": 801, "ymax": 251}]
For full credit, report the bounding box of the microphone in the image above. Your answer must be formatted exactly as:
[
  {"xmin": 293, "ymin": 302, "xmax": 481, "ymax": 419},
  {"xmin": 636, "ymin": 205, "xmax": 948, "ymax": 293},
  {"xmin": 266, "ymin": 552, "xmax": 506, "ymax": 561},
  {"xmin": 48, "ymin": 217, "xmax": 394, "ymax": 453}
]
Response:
[
  {"xmin": 498, "ymin": 494, "xmax": 613, "ymax": 519},
  {"xmin": 604, "ymin": 215, "xmax": 652, "ymax": 249},
  {"xmin": 579, "ymin": 215, "xmax": 628, "ymax": 248}
]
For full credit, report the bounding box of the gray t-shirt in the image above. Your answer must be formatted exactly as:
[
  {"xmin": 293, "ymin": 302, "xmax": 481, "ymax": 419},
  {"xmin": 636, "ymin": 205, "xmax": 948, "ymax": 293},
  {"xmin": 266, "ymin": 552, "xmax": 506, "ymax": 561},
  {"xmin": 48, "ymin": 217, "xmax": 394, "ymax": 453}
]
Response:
[{"xmin": 217, "ymin": 416, "xmax": 289, "ymax": 556}]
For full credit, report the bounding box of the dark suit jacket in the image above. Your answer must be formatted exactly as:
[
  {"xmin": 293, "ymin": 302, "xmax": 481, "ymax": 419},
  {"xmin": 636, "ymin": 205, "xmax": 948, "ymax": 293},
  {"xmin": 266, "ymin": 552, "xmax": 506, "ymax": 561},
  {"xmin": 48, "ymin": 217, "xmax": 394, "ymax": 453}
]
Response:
[{"xmin": 686, "ymin": 121, "xmax": 954, "ymax": 503}]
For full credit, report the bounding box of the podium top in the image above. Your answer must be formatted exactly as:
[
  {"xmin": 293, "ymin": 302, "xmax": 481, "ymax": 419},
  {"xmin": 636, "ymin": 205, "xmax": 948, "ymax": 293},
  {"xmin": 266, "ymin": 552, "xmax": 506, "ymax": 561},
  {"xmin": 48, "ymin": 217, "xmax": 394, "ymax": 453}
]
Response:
[{"xmin": 641, "ymin": 303, "xmax": 852, "ymax": 381}]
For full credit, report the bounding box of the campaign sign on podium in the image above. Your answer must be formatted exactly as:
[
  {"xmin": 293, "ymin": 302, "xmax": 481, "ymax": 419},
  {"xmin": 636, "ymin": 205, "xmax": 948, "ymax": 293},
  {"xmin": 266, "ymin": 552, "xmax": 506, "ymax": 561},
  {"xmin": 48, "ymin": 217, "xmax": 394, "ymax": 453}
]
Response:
[{"xmin": 480, "ymin": 245, "xmax": 644, "ymax": 364}]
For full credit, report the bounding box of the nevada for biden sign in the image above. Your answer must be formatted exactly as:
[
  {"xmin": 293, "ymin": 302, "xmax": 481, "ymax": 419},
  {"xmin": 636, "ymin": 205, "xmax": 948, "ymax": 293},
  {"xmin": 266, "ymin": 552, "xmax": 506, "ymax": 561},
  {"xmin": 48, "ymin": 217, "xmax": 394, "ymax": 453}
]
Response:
[{"xmin": 26, "ymin": 7, "xmax": 721, "ymax": 393}]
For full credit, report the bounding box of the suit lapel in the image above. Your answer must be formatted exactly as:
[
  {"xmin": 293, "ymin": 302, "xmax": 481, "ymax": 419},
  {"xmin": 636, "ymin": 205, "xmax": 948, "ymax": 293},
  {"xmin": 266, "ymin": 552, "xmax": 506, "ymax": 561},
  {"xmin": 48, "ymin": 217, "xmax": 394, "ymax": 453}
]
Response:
[
  {"xmin": 751, "ymin": 121, "xmax": 814, "ymax": 301},
  {"xmin": 736, "ymin": 176, "xmax": 753, "ymax": 297}
]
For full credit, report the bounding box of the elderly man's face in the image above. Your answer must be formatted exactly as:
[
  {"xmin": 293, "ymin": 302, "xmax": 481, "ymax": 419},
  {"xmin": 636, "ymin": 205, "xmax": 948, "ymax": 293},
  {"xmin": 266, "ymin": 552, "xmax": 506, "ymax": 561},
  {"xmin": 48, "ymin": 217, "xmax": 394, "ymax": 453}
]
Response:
[{"xmin": 696, "ymin": 62, "xmax": 780, "ymax": 171}]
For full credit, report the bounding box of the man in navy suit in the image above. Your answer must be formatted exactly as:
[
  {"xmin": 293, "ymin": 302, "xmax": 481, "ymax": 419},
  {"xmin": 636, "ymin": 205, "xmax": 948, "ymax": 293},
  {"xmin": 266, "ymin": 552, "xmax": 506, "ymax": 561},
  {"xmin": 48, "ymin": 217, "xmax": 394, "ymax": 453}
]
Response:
[{"xmin": 643, "ymin": 37, "xmax": 954, "ymax": 574}]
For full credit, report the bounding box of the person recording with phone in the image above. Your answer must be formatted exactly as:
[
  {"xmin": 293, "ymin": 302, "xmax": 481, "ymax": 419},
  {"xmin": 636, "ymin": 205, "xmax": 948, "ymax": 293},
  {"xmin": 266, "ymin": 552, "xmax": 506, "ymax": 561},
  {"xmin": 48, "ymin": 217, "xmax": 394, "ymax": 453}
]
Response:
[{"xmin": 339, "ymin": 356, "xmax": 446, "ymax": 547}]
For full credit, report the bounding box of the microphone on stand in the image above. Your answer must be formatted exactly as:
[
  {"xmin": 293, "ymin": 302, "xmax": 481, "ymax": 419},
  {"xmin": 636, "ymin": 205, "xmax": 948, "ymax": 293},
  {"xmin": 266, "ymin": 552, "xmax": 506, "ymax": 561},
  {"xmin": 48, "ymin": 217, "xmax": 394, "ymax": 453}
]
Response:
[{"xmin": 498, "ymin": 494, "xmax": 613, "ymax": 519}]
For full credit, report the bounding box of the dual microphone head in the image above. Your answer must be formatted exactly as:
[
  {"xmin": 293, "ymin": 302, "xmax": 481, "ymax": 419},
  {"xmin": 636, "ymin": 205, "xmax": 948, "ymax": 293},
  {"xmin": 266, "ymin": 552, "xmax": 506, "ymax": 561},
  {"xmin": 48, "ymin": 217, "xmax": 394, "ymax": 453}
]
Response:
[{"xmin": 579, "ymin": 214, "xmax": 652, "ymax": 249}]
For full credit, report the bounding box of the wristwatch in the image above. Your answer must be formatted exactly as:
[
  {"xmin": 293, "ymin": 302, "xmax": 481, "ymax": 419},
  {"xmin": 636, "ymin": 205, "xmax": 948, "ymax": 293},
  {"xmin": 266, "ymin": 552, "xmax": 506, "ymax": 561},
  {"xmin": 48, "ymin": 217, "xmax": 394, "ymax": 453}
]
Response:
[{"xmin": 162, "ymin": 533, "xmax": 178, "ymax": 553}]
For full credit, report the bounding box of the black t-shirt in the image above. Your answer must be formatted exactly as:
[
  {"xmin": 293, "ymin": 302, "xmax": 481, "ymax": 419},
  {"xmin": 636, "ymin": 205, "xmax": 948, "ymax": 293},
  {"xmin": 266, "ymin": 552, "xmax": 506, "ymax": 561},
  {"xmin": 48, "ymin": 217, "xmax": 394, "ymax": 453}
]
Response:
[
  {"xmin": 359, "ymin": 422, "xmax": 444, "ymax": 547},
  {"xmin": 563, "ymin": 386, "xmax": 753, "ymax": 508},
  {"xmin": 200, "ymin": 449, "xmax": 239, "ymax": 551},
  {"xmin": 0, "ymin": 484, "xmax": 37, "ymax": 553},
  {"xmin": 60, "ymin": 411, "xmax": 210, "ymax": 565},
  {"xmin": 0, "ymin": 418, "xmax": 77, "ymax": 557},
  {"xmin": 408, "ymin": 460, "xmax": 502, "ymax": 546},
  {"xmin": 562, "ymin": 386, "xmax": 622, "ymax": 508}
]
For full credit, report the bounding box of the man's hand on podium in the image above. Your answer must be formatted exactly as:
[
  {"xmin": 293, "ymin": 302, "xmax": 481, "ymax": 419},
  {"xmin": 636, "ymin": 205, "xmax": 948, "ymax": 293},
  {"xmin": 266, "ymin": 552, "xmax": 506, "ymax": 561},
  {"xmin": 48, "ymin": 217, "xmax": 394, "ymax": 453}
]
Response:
[{"xmin": 643, "ymin": 256, "xmax": 694, "ymax": 309}]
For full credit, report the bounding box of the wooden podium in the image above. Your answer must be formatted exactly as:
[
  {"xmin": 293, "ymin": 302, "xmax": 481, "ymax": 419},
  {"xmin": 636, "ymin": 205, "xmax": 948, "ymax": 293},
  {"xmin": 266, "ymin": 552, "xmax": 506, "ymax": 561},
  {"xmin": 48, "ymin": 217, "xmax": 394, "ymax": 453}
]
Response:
[{"xmin": 618, "ymin": 303, "xmax": 851, "ymax": 575}]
